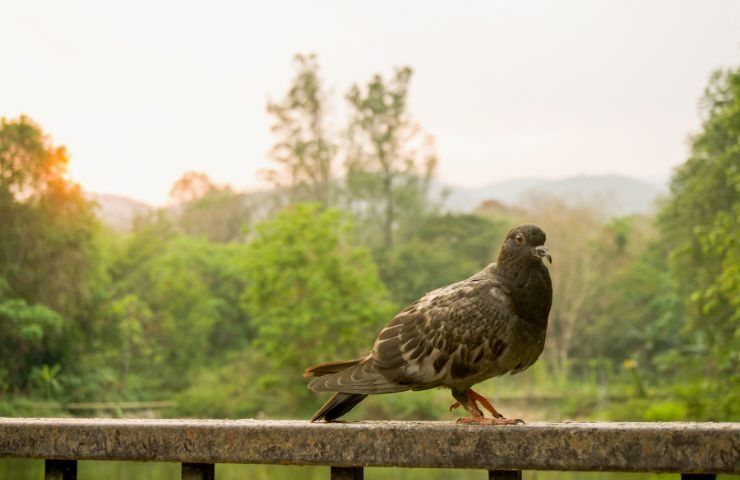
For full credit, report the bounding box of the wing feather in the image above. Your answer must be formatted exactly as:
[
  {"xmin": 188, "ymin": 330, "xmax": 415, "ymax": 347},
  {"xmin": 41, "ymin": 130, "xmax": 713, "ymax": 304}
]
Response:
[{"xmin": 371, "ymin": 265, "xmax": 518, "ymax": 389}]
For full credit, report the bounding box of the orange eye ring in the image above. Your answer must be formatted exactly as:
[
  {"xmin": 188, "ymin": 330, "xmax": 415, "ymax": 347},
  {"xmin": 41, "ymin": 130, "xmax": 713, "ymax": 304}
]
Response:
[{"xmin": 515, "ymin": 233, "xmax": 526, "ymax": 245}]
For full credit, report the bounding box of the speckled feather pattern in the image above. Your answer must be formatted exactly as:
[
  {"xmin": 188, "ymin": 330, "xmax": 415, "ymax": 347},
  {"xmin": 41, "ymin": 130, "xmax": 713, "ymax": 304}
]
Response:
[{"xmin": 308, "ymin": 224, "xmax": 553, "ymax": 399}]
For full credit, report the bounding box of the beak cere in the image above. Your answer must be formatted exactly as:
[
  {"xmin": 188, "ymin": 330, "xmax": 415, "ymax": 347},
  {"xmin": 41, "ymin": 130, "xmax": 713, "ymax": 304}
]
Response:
[{"xmin": 535, "ymin": 245, "xmax": 552, "ymax": 264}]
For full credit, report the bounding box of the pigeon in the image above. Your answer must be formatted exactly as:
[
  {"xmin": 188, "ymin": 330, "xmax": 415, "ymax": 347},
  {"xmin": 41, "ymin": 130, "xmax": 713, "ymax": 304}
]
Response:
[{"xmin": 304, "ymin": 223, "xmax": 552, "ymax": 424}]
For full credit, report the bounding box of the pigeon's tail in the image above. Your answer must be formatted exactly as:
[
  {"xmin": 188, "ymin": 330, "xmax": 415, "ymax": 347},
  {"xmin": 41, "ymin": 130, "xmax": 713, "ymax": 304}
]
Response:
[
  {"xmin": 304, "ymin": 357, "xmax": 366, "ymax": 377},
  {"xmin": 307, "ymin": 358, "xmax": 410, "ymax": 394},
  {"xmin": 311, "ymin": 392, "xmax": 368, "ymax": 422}
]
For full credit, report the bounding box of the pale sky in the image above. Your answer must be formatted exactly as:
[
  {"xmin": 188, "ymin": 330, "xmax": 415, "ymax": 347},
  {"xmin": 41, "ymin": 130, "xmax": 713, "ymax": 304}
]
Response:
[{"xmin": 1, "ymin": 1, "xmax": 738, "ymax": 205}]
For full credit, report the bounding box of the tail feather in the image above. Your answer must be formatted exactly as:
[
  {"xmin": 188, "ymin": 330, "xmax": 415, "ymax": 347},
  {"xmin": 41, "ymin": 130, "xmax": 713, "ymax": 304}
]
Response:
[
  {"xmin": 304, "ymin": 357, "xmax": 366, "ymax": 378},
  {"xmin": 311, "ymin": 392, "xmax": 368, "ymax": 422},
  {"xmin": 306, "ymin": 357, "xmax": 408, "ymax": 421},
  {"xmin": 308, "ymin": 358, "xmax": 409, "ymax": 394}
]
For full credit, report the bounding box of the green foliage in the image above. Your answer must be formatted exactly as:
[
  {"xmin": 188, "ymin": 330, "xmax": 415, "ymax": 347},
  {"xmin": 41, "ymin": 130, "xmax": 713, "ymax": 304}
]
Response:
[
  {"xmin": 177, "ymin": 204, "xmax": 396, "ymax": 418},
  {"xmin": 0, "ymin": 115, "xmax": 65, "ymax": 194},
  {"xmin": 0, "ymin": 125, "xmax": 102, "ymax": 321},
  {"xmin": 0, "ymin": 115, "xmax": 103, "ymax": 399},
  {"xmin": 593, "ymin": 377, "xmax": 740, "ymax": 422},
  {"xmin": 104, "ymin": 227, "xmax": 252, "ymax": 393},
  {"xmin": 241, "ymin": 204, "xmax": 395, "ymax": 373},
  {"xmin": 0, "ymin": 299, "xmax": 63, "ymax": 395},
  {"xmin": 381, "ymin": 214, "xmax": 507, "ymax": 306},
  {"xmin": 177, "ymin": 189, "xmax": 249, "ymax": 242},
  {"xmin": 170, "ymin": 171, "xmax": 250, "ymax": 242},
  {"xmin": 574, "ymin": 218, "xmax": 684, "ymax": 373},
  {"xmin": 658, "ymin": 67, "xmax": 740, "ymax": 373},
  {"xmin": 176, "ymin": 349, "xmax": 347, "ymax": 420},
  {"xmin": 175, "ymin": 351, "xmax": 277, "ymax": 418},
  {"xmin": 29, "ymin": 364, "xmax": 62, "ymax": 400}
]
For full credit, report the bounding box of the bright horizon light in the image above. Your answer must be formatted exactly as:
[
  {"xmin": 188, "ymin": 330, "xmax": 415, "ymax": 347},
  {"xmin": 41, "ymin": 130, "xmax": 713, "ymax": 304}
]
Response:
[{"xmin": 1, "ymin": 0, "xmax": 739, "ymax": 205}]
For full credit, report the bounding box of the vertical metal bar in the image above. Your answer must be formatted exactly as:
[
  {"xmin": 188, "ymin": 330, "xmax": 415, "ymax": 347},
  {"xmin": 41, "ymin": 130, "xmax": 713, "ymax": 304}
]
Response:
[
  {"xmin": 489, "ymin": 471, "xmax": 522, "ymax": 480},
  {"xmin": 182, "ymin": 462, "xmax": 215, "ymax": 480},
  {"xmin": 330, "ymin": 466, "xmax": 364, "ymax": 480},
  {"xmin": 681, "ymin": 475, "xmax": 716, "ymax": 480},
  {"xmin": 45, "ymin": 459, "xmax": 77, "ymax": 480}
]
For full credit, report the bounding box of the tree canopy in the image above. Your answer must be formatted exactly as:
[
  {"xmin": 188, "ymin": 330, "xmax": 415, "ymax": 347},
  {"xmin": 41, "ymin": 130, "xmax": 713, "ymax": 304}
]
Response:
[{"xmin": 658, "ymin": 67, "xmax": 739, "ymax": 374}]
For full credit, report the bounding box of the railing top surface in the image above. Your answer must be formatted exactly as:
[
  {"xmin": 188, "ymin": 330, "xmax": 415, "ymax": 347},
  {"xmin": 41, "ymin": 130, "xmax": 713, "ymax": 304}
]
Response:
[{"xmin": 1, "ymin": 418, "xmax": 738, "ymax": 473}]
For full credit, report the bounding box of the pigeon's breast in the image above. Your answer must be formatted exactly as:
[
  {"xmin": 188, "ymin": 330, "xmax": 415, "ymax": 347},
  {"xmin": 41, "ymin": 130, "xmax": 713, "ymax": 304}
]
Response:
[
  {"xmin": 445, "ymin": 305, "xmax": 546, "ymax": 389},
  {"xmin": 500, "ymin": 317, "xmax": 547, "ymax": 375}
]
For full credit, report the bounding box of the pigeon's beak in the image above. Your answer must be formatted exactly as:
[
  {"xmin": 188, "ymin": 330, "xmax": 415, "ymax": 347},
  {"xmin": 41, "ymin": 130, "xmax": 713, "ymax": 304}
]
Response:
[{"xmin": 534, "ymin": 245, "xmax": 552, "ymax": 264}]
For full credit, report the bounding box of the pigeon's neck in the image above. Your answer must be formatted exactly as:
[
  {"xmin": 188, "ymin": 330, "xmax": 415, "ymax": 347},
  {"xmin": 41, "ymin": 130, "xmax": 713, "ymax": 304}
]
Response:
[{"xmin": 496, "ymin": 259, "xmax": 552, "ymax": 327}]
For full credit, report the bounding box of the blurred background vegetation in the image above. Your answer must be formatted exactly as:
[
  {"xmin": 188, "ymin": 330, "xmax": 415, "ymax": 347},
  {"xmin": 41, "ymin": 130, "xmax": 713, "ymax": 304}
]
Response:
[{"xmin": 0, "ymin": 56, "xmax": 737, "ymax": 439}]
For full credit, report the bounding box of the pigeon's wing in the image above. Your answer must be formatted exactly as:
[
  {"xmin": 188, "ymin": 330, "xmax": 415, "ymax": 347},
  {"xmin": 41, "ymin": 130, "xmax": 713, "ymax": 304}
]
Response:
[
  {"xmin": 308, "ymin": 265, "xmax": 517, "ymax": 395},
  {"xmin": 372, "ymin": 268, "xmax": 517, "ymax": 389}
]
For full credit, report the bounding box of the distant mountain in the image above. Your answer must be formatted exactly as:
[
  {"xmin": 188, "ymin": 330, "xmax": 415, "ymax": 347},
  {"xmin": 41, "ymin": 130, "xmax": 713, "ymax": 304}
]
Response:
[
  {"xmin": 85, "ymin": 189, "xmax": 277, "ymax": 232},
  {"xmin": 638, "ymin": 174, "xmax": 671, "ymax": 192},
  {"xmin": 433, "ymin": 178, "xmax": 547, "ymax": 212},
  {"xmin": 438, "ymin": 174, "xmax": 665, "ymax": 217},
  {"xmin": 85, "ymin": 174, "xmax": 666, "ymax": 230},
  {"xmin": 85, "ymin": 193, "xmax": 152, "ymax": 231}
]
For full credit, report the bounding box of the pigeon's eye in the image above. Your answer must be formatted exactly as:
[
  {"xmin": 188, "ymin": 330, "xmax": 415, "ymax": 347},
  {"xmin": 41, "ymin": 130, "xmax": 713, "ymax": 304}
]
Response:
[{"xmin": 515, "ymin": 233, "xmax": 526, "ymax": 245}]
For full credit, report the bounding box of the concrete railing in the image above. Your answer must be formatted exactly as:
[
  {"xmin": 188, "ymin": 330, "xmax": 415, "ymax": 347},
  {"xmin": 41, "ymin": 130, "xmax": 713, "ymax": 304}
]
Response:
[{"xmin": 1, "ymin": 418, "xmax": 738, "ymax": 479}]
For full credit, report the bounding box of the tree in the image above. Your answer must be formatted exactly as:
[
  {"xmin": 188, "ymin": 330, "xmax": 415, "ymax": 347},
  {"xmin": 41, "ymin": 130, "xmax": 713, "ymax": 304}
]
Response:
[
  {"xmin": 658, "ymin": 67, "xmax": 740, "ymax": 374},
  {"xmin": 104, "ymin": 225, "xmax": 252, "ymax": 392},
  {"xmin": 571, "ymin": 217, "xmax": 684, "ymax": 371},
  {"xmin": 0, "ymin": 297, "xmax": 63, "ymax": 396},
  {"xmin": 169, "ymin": 171, "xmax": 218, "ymax": 203},
  {"xmin": 0, "ymin": 116, "xmax": 102, "ymax": 317},
  {"xmin": 241, "ymin": 204, "xmax": 395, "ymax": 374},
  {"xmin": 169, "ymin": 171, "xmax": 250, "ymax": 242},
  {"xmin": 381, "ymin": 214, "xmax": 507, "ymax": 306},
  {"xmin": 265, "ymin": 54, "xmax": 335, "ymax": 206},
  {"xmin": 345, "ymin": 66, "xmax": 437, "ymax": 249},
  {"xmin": 0, "ymin": 116, "xmax": 104, "ymax": 399},
  {"xmin": 0, "ymin": 115, "xmax": 67, "ymax": 197}
]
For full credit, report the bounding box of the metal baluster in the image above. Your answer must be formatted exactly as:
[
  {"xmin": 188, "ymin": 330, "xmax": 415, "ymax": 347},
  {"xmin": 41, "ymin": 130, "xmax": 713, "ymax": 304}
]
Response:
[
  {"xmin": 182, "ymin": 462, "xmax": 215, "ymax": 480},
  {"xmin": 45, "ymin": 460, "xmax": 77, "ymax": 480},
  {"xmin": 489, "ymin": 470, "xmax": 522, "ymax": 480},
  {"xmin": 330, "ymin": 466, "xmax": 364, "ymax": 480}
]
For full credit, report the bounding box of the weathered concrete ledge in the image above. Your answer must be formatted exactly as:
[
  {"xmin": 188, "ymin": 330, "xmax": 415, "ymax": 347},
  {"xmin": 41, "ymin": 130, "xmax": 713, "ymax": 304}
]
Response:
[{"xmin": 0, "ymin": 418, "xmax": 737, "ymax": 473}]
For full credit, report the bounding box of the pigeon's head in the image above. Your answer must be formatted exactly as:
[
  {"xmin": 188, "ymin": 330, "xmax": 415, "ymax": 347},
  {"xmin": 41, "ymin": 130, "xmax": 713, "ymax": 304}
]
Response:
[{"xmin": 498, "ymin": 224, "xmax": 552, "ymax": 265}]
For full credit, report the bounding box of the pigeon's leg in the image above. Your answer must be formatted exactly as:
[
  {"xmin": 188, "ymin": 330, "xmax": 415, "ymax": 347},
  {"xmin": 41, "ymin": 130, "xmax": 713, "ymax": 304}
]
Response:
[
  {"xmin": 451, "ymin": 389, "xmax": 484, "ymax": 420},
  {"xmin": 455, "ymin": 389, "xmax": 525, "ymax": 425},
  {"xmin": 450, "ymin": 389, "xmax": 482, "ymax": 418},
  {"xmin": 467, "ymin": 389, "xmax": 504, "ymax": 418},
  {"xmin": 467, "ymin": 397, "xmax": 484, "ymax": 418}
]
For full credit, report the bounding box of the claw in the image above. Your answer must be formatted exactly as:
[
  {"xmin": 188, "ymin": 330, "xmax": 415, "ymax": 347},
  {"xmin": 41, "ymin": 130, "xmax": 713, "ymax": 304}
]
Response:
[
  {"xmin": 468, "ymin": 389, "xmax": 504, "ymax": 419},
  {"xmin": 457, "ymin": 417, "xmax": 525, "ymax": 425},
  {"xmin": 449, "ymin": 401, "xmax": 461, "ymax": 412}
]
